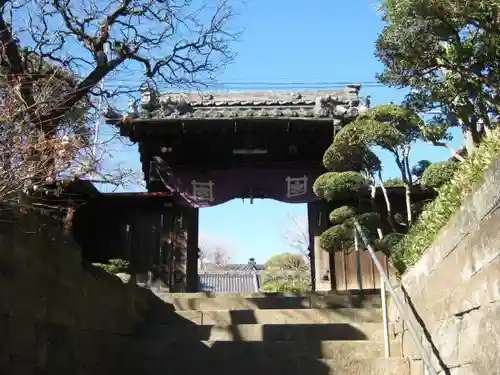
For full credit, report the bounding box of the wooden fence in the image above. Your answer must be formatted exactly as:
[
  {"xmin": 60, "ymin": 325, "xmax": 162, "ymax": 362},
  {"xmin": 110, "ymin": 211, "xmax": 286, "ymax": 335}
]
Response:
[{"xmin": 334, "ymin": 249, "xmax": 390, "ymax": 291}]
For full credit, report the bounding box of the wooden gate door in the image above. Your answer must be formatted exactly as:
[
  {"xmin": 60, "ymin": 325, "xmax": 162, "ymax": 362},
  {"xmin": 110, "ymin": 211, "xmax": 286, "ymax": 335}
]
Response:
[{"xmin": 334, "ymin": 249, "xmax": 390, "ymax": 291}]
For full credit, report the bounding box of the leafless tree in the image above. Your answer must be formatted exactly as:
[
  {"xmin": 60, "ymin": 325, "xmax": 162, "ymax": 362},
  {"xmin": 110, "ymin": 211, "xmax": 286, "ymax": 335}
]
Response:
[
  {"xmin": 200, "ymin": 246, "xmax": 230, "ymax": 268},
  {"xmin": 0, "ymin": 0, "xmax": 237, "ymax": 203},
  {"xmin": 198, "ymin": 231, "xmax": 234, "ymax": 268},
  {"xmin": 0, "ymin": 69, "xmax": 129, "ymax": 203},
  {"xmin": 281, "ymin": 212, "xmax": 310, "ymax": 262}
]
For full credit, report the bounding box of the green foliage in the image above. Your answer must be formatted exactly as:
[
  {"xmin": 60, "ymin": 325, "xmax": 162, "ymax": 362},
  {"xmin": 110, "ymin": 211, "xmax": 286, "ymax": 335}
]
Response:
[
  {"xmin": 392, "ymin": 128, "xmax": 500, "ymax": 273},
  {"xmin": 357, "ymin": 212, "xmax": 381, "ymax": 233},
  {"xmin": 420, "ymin": 123, "xmax": 454, "ymax": 145},
  {"xmin": 359, "ymin": 104, "xmax": 424, "ymax": 144},
  {"xmin": 383, "ymin": 178, "xmax": 405, "ymax": 187},
  {"xmin": 262, "ymin": 253, "xmax": 310, "ymax": 292},
  {"xmin": 376, "ymin": 0, "xmax": 500, "ymax": 147},
  {"xmin": 411, "ymin": 160, "xmax": 432, "ymax": 179},
  {"xmin": 93, "ymin": 258, "xmax": 130, "ymax": 275},
  {"xmin": 260, "ymin": 274, "xmax": 310, "ymax": 293},
  {"xmin": 320, "ymin": 211, "xmax": 380, "ymax": 252},
  {"xmin": 323, "ymin": 142, "xmax": 381, "ymax": 175},
  {"xmin": 319, "ymin": 224, "xmax": 353, "ymax": 251},
  {"xmin": 313, "ymin": 171, "xmax": 368, "ymax": 201},
  {"xmin": 421, "ymin": 161, "xmax": 460, "ymax": 188},
  {"xmin": 265, "ymin": 253, "xmax": 308, "ymax": 271},
  {"xmin": 377, "ymin": 232, "xmax": 406, "ymax": 270},
  {"xmin": 334, "ymin": 104, "xmax": 423, "ymax": 150},
  {"xmin": 335, "ymin": 104, "xmax": 428, "ymax": 185},
  {"xmin": 329, "ymin": 206, "xmax": 357, "ymax": 225},
  {"xmin": 377, "ymin": 232, "xmax": 405, "ymax": 253}
]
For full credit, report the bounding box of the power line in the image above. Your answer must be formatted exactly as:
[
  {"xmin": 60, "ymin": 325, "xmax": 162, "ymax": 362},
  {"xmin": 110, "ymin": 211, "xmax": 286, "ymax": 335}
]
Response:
[
  {"xmin": 97, "ymin": 80, "xmax": 385, "ymax": 87},
  {"xmin": 0, "ymin": 73, "xmax": 384, "ymax": 86},
  {"xmin": 93, "ymin": 81, "xmax": 389, "ymax": 92},
  {"xmin": 177, "ymin": 81, "xmax": 381, "ymax": 86}
]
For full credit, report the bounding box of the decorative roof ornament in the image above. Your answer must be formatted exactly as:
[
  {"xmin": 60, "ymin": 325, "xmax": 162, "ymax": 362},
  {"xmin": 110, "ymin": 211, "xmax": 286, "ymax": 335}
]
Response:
[
  {"xmin": 126, "ymin": 99, "xmax": 140, "ymax": 119},
  {"xmin": 364, "ymin": 95, "xmax": 372, "ymax": 109},
  {"xmin": 313, "ymin": 96, "xmax": 330, "ymax": 117},
  {"xmin": 176, "ymin": 97, "xmax": 192, "ymax": 115},
  {"xmin": 157, "ymin": 95, "xmax": 193, "ymax": 117},
  {"xmin": 291, "ymin": 92, "xmax": 302, "ymax": 99},
  {"xmin": 140, "ymin": 86, "xmax": 160, "ymax": 115},
  {"xmin": 140, "ymin": 88, "xmax": 151, "ymax": 104},
  {"xmin": 348, "ymin": 107, "xmax": 359, "ymax": 118},
  {"xmin": 333, "ymin": 104, "xmax": 349, "ymax": 116},
  {"xmin": 248, "ymin": 258, "xmax": 257, "ymax": 269},
  {"xmin": 313, "ymin": 95, "xmax": 348, "ymax": 118}
]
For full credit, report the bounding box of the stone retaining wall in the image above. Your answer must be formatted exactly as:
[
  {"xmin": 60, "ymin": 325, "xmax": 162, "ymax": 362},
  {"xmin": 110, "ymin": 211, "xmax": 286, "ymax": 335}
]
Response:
[
  {"xmin": 0, "ymin": 208, "xmax": 151, "ymax": 374},
  {"xmin": 390, "ymin": 160, "xmax": 500, "ymax": 375}
]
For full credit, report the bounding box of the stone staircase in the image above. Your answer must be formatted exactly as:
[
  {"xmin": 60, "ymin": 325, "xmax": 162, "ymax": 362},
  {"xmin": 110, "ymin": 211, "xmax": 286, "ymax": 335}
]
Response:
[{"xmin": 120, "ymin": 291, "xmax": 409, "ymax": 375}]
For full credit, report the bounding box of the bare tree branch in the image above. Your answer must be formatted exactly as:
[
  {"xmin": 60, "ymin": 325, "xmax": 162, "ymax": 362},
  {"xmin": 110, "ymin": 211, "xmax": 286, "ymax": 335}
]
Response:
[
  {"xmin": 198, "ymin": 231, "xmax": 235, "ymax": 268},
  {"xmin": 281, "ymin": 212, "xmax": 310, "ymax": 261},
  {"xmin": 1, "ymin": 0, "xmax": 238, "ymax": 133},
  {"xmin": 0, "ymin": 0, "xmax": 238, "ymax": 205}
]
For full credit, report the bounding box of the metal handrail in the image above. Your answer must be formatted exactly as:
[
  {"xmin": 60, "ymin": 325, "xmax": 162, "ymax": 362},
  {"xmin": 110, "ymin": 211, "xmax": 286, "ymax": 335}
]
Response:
[{"xmin": 352, "ymin": 220, "xmax": 439, "ymax": 375}]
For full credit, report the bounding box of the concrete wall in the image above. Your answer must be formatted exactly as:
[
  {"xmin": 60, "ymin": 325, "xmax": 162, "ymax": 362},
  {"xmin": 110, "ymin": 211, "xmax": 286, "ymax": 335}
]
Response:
[
  {"xmin": 390, "ymin": 161, "xmax": 500, "ymax": 375},
  {"xmin": 0, "ymin": 207, "xmax": 151, "ymax": 374}
]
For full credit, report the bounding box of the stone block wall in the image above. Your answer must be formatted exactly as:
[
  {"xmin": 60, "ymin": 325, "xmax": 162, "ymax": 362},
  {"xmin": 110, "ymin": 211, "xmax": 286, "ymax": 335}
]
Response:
[
  {"xmin": 390, "ymin": 160, "xmax": 500, "ymax": 375},
  {"xmin": 0, "ymin": 207, "xmax": 151, "ymax": 374}
]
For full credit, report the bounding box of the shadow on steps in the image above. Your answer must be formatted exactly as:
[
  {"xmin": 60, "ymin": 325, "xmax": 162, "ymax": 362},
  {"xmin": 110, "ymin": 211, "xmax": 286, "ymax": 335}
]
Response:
[
  {"xmin": 107, "ymin": 291, "xmax": 392, "ymax": 375},
  {"xmin": 111, "ymin": 291, "xmax": 358, "ymax": 375},
  {"xmin": 158, "ymin": 290, "xmax": 382, "ymax": 310}
]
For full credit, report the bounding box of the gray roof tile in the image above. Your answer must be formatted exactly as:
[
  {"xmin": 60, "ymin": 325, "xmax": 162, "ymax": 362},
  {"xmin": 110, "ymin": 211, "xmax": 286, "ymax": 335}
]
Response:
[
  {"xmin": 198, "ymin": 271, "xmax": 261, "ymax": 293},
  {"xmin": 105, "ymin": 85, "xmax": 370, "ymax": 122}
]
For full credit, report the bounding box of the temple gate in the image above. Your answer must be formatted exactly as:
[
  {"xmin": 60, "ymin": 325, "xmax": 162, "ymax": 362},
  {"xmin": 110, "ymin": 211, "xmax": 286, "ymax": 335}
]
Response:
[{"xmin": 105, "ymin": 84, "xmax": 372, "ymax": 292}]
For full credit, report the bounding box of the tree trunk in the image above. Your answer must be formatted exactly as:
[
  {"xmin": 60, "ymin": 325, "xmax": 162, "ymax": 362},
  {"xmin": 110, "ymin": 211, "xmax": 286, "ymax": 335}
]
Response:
[
  {"xmin": 462, "ymin": 123, "xmax": 485, "ymax": 155},
  {"xmin": 463, "ymin": 128, "xmax": 476, "ymax": 155},
  {"xmin": 404, "ymin": 184, "xmax": 412, "ymax": 227},
  {"xmin": 370, "ymin": 184, "xmax": 383, "ymax": 239},
  {"xmin": 377, "ymin": 171, "xmax": 397, "ymax": 232}
]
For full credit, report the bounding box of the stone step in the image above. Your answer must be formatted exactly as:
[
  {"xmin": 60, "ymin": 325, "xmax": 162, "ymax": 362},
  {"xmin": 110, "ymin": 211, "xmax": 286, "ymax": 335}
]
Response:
[
  {"xmin": 155, "ymin": 291, "xmax": 378, "ymax": 298},
  {"xmin": 168, "ymin": 308, "xmax": 383, "ymax": 325},
  {"xmin": 138, "ymin": 322, "xmax": 391, "ymax": 341},
  {"xmin": 153, "ymin": 292, "xmax": 381, "ymax": 310},
  {"xmin": 117, "ymin": 357, "xmax": 409, "ymax": 375},
  {"xmin": 127, "ymin": 339, "xmax": 401, "ymax": 360}
]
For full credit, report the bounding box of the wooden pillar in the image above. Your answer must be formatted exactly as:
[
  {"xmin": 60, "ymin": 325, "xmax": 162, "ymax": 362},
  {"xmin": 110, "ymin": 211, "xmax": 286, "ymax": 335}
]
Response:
[
  {"xmin": 159, "ymin": 202, "xmax": 175, "ymax": 290},
  {"xmin": 307, "ymin": 201, "xmax": 332, "ymax": 291},
  {"xmin": 185, "ymin": 208, "xmax": 199, "ymax": 292},
  {"xmin": 307, "ymin": 202, "xmax": 317, "ymax": 291},
  {"xmin": 167, "ymin": 205, "xmax": 199, "ymax": 293},
  {"xmin": 172, "ymin": 207, "xmax": 187, "ymax": 292}
]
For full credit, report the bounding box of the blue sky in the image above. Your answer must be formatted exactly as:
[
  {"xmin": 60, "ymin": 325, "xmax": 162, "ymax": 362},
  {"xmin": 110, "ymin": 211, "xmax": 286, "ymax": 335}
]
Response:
[{"xmin": 98, "ymin": 0, "xmax": 464, "ymax": 264}]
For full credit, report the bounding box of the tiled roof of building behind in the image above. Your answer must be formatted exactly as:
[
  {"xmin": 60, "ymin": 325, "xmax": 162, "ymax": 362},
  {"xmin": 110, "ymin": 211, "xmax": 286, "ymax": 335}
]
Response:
[
  {"xmin": 198, "ymin": 271, "xmax": 261, "ymax": 293},
  {"xmin": 200, "ymin": 262, "xmax": 265, "ymax": 271}
]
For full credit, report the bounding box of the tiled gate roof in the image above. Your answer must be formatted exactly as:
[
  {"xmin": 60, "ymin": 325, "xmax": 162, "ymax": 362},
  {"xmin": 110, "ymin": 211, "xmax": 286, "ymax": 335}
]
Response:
[
  {"xmin": 198, "ymin": 271, "xmax": 261, "ymax": 293},
  {"xmin": 105, "ymin": 84, "xmax": 369, "ymax": 122}
]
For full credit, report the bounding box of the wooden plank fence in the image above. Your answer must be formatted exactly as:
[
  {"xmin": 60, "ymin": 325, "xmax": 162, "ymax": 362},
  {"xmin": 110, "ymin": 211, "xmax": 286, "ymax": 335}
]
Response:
[{"xmin": 334, "ymin": 249, "xmax": 390, "ymax": 291}]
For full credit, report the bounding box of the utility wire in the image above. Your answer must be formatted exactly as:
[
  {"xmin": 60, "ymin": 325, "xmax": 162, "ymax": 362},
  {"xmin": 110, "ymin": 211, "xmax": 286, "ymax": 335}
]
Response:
[
  {"xmin": 0, "ymin": 73, "xmax": 385, "ymax": 87},
  {"xmin": 87, "ymin": 81, "xmax": 387, "ymax": 88}
]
